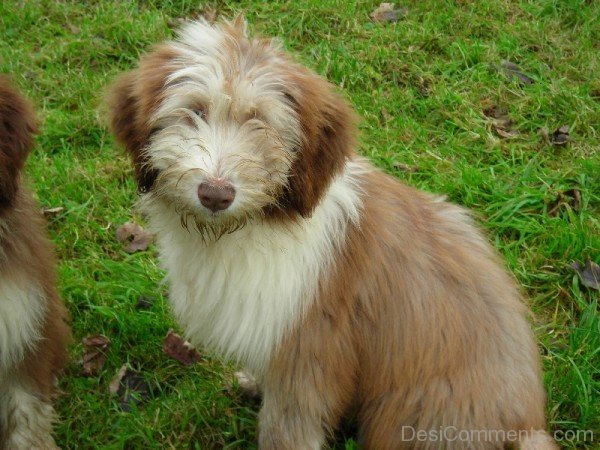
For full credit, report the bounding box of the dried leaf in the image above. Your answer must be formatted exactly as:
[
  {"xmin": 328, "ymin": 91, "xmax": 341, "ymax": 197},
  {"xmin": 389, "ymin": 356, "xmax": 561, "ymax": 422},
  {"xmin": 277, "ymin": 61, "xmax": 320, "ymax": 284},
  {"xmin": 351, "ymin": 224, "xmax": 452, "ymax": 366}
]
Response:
[
  {"xmin": 548, "ymin": 188, "xmax": 581, "ymax": 217},
  {"xmin": 494, "ymin": 127, "xmax": 518, "ymax": 138},
  {"xmin": 483, "ymin": 105, "xmax": 508, "ymax": 119},
  {"xmin": 109, "ymin": 364, "xmax": 128, "ymax": 395},
  {"xmin": 370, "ymin": 3, "xmax": 408, "ymax": 23},
  {"xmin": 109, "ymin": 365, "xmax": 157, "ymax": 411},
  {"xmin": 500, "ymin": 60, "xmax": 534, "ymax": 85},
  {"xmin": 135, "ymin": 296, "xmax": 155, "ymax": 310},
  {"xmin": 163, "ymin": 329, "xmax": 201, "ymax": 366},
  {"xmin": 116, "ymin": 221, "xmax": 154, "ymax": 253},
  {"xmin": 550, "ymin": 125, "xmax": 570, "ymax": 145},
  {"xmin": 570, "ymin": 260, "xmax": 600, "ymax": 290},
  {"xmin": 81, "ymin": 335, "xmax": 110, "ymax": 376},
  {"xmin": 42, "ymin": 206, "xmax": 64, "ymax": 218},
  {"xmin": 483, "ymin": 104, "xmax": 517, "ymax": 138},
  {"xmin": 393, "ymin": 162, "xmax": 417, "ymax": 173}
]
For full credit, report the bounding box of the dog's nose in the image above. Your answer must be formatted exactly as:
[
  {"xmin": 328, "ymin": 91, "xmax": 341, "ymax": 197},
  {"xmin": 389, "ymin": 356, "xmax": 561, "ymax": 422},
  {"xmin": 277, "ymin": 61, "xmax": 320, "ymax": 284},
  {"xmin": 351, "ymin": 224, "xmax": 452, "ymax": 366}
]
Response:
[{"xmin": 198, "ymin": 182, "xmax": 236, "ymax": 212}]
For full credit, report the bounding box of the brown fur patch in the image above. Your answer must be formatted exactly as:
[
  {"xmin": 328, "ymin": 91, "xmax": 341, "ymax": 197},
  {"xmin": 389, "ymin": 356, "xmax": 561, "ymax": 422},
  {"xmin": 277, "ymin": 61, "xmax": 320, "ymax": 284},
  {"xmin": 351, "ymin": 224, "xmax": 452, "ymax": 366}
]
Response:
[
  {"xmin": 277, "ymin": 68, "xmax": 356, "ymax": 217},
  {"xmin": 0, "ymin": 76, "xmax": 38, "ymax": 210},
  {"xmin": 106, "ymin": 46, "xmax": 179, "ymax": 192}
]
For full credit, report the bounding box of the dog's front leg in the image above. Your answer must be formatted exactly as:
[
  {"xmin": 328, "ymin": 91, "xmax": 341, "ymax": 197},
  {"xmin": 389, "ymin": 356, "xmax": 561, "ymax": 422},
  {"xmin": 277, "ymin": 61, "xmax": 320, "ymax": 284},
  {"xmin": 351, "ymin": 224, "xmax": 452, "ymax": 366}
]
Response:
[
  {"xmin": 258, "ymin": 388, "xmax": 327, "ymax": 450},
  {"xmin": 257, "ymin": 312, "xmax": 357, "ymax": 450}
]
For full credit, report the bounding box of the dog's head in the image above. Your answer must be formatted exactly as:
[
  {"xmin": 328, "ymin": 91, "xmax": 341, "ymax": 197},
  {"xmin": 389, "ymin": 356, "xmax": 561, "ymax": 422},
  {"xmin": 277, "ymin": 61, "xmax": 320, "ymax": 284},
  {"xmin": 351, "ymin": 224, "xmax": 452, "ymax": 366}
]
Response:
[
  {"xmin": 107, "ymin": 18, "xmax": 356, "ymax": 237},
  {"xmin": 0, "ymin": 76, "xmax": 37, "ymax": 210}
]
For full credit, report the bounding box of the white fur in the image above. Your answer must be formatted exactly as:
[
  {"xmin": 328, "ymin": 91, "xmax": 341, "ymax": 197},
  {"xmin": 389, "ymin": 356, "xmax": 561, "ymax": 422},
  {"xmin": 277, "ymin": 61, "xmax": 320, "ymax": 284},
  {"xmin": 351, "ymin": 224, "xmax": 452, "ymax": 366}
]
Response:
[
  {"xmin": 0, "ymin": 380, "xmax": 58, "ymax": 450},
  {"xmin": 0, "ymin": 274, "xmax": 45, "ymax": 374},
  {"xmin": 143, "ymin": 161, "xmax": 365, "ymax": 376}
]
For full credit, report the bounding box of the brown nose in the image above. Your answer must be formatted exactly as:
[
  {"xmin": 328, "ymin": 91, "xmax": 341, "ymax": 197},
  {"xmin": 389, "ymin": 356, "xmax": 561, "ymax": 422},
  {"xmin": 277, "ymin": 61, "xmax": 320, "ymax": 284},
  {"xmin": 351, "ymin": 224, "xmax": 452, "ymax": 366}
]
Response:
[{"xmin": 198, "ymin": 182, "xmax": 236, "ymax": 212}]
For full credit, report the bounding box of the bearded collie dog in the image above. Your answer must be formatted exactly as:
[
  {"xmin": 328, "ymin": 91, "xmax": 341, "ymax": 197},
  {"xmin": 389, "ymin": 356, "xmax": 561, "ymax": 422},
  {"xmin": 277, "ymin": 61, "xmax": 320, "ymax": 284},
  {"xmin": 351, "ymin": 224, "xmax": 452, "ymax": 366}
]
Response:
[
  {"xmin": 0, "ymin": 77, "xmax": 70, "ymax": 449},
  {"xmin": 107, "ymin": 18, "xmax": 556, "ymax": 449}
]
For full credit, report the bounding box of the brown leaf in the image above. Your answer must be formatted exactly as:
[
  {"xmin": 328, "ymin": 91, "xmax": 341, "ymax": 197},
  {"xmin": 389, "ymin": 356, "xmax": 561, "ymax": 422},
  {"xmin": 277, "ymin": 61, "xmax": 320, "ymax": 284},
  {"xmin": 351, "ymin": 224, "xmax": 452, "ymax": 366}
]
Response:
[
  {"xmin": 135, "ymin": 296, "xmax": 155, "ymax": 310},
  {"xmin": 109, "ymin": 364, "xmax": 128, "ymax": 395},
  {"xmin": 494, "ymin": 127, "xmax": 518, "ymax": 138},
  {"xmin": 81, "ymin": 335, "xmax": 110, "ymax": 376},
  {"xmin": 483, "ymin": 105, "xmax": 508, "ymax": 119},
  {"xmin": 548, "ymin": 188, "xmax": 582, "ymax": 217},
  {"xmin": 500, "ymin": 60, "xmax": 534, "ymax": 85},
  {"xmin": 570, "ymin": 260, "xmax": 600, "ymax": 291},
  {"xmin": 116, "ymin": 221, "xmax": 154, "ymax": 253},
  {"xmin": 109, "ymin": 365, "xmax": 157, "ymax": 411},
  {"xmin": 483, "ymin": 104, "xmax": 517, "ymax": 138},
  {"xmin": 42, "ymin": 206, "xmax": 65, "ymax": 218},
  {"xmin": 550, "ymin": 125, "xmax": 570, "ymax": 145},
  {"xmin": 163, "ymin": 329, "xmax": 201, "ymax": 366},
  {"xmin": 393, "ymin": 162, "xmax": 417, "ymax": 173},
  {"xmin": 370, "ymin": 3, "xmax": 408, "ymax": 23}
]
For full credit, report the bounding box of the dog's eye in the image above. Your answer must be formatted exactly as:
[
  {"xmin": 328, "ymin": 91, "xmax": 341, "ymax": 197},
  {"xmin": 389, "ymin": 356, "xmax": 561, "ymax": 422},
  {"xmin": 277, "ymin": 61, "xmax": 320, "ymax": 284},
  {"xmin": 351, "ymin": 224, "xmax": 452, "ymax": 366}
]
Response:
[{"xmin": 192, "ymin": 107, "xmax": 206, "ymax": 120}]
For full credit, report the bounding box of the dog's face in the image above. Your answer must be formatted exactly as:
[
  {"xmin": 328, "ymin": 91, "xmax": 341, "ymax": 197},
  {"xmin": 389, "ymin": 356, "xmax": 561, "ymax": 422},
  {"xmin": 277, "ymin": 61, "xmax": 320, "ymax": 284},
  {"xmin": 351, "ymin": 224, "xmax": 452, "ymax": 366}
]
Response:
[
  {"xmin": 108, "ymin": 18, "xmax": 355, "ymax": 237},
  {"xmin": 0, "ymin": 77, "xmax": 37, "ymax": 210}
]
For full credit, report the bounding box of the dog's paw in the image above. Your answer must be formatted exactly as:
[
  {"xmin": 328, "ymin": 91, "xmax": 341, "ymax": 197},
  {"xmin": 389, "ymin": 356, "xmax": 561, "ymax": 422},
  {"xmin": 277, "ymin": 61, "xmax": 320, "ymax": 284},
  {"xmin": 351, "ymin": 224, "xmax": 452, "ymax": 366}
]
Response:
[{"xmin": 234, "ymin": 370, "xmax": 261, "ymax": 399}]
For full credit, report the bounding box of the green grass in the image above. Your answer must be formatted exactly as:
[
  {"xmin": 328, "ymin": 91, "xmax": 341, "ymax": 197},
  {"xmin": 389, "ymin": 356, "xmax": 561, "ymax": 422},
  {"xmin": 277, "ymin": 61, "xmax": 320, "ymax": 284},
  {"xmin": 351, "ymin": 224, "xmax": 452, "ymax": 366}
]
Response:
[{"xmin": 1, "ymin": 0, "xmax": 598, "ymax": 448}]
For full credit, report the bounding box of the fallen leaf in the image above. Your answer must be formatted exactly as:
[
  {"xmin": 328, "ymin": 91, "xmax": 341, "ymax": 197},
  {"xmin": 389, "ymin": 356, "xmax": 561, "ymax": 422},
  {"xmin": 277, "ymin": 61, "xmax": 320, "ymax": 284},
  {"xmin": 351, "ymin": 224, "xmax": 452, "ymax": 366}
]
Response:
[
  {"xmin": 500, "ymin": 60, "xmax": 534, "ymax": 85},
  {"xmin": 483, "ymin": 105, "xmax": 508, "ymax": 119},
  {"xmin": 393, "ymin": 162, "xmax": 417, "ymax": 173},
  {"xmin": 162, "ymin": 329, "xmax": 201, "ymax": 366},
  {"xmin": 67, "ymin": 23, "xmax": 81, "ymax": 35},
  {"xmin": 550, "ymin": 125, "xmax": 570, "ymax": 145},
  {"xmin": 81, "ymin": 335, "xmax": 110, "ymax": 376},
  {"xmin": 569, "ymin": 260, "xmax": 600, "ymax": 291},
  {"xmin": 483, "ymin": 104, "xmax": 517, "ymax": 138},
  {"xmin": 109, "ymin": 365, "xmax": 157, "ymax": 411},
  {"xmin": 42, "ymin": 206, "xmax": 65, "ymax": 218},
  {"xmin": 109, "ymin": 364, "xmax": 128, "ymax": 395},
  {"xmin": 116, "ymin": 221, "xmax": 154, "ymax": 253},
  {"xmin": 135, "ymin": 296, "xmax": 155, "ymax": 310},
  {"xmin": 494, "ymin": 127, "xmax": 518, "ymax": 138},
  {"xmin": 548, "ymin": 188, "xmax": 581, "ymax": 217},
  {"xmin": 370, "ymin": 3, "xmax": 408, "ymax": 23}
]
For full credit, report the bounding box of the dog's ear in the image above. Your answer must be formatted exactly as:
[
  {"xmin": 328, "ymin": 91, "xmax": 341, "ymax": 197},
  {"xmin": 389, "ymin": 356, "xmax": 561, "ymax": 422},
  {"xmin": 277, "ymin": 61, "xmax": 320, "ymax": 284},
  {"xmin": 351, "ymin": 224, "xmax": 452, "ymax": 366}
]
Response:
[
  {"xmin": 0, "ymin": 77, "xmax": 38, "ymax": 209},
  {"xmin": 106, "ymin": 47, "xmax": 178, "ymax": 193},
  {"xmin": 281, "ymin": 71, "xmax": 356, "ymax": 217},
  {"xmin": 106, "ymin": 71, "xmax": 158, "ymax": 193}
]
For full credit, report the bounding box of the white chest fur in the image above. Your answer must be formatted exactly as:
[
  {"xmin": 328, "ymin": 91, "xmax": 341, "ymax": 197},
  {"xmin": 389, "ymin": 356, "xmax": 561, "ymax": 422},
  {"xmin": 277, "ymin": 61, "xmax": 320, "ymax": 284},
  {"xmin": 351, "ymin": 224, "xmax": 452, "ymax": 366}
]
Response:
[
  {"xmin": 0, "ymin": 274, "xmax": 44, "ymax": 375},
  {"xmin": 146, "ymin": 162, "xmax": 364, "ymax": 375}
]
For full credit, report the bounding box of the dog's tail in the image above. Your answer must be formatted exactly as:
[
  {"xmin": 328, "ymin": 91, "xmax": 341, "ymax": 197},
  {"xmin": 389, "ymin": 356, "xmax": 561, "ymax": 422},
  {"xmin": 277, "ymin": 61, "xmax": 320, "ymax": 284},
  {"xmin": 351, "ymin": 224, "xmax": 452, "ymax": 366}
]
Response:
[{"xmin": 520, "ymin": 430, "xmax": 559, "ymax": 450}]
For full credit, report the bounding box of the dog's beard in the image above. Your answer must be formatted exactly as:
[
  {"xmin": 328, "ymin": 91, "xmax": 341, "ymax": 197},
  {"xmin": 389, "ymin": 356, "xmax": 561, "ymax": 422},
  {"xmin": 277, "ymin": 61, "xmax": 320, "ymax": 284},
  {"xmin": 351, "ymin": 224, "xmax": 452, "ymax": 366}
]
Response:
[{"xmin": 144, "ymin": 164, "xmax": 288, "ymax": 242}]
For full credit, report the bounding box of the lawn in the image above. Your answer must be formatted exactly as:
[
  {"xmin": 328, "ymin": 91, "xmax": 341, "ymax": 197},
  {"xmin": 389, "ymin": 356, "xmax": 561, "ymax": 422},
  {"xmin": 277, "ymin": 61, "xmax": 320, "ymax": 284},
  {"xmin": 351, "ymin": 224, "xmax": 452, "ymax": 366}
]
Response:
[{"xmin": 0, "ymin": 0, "xmax": 598, "ymax": 448}]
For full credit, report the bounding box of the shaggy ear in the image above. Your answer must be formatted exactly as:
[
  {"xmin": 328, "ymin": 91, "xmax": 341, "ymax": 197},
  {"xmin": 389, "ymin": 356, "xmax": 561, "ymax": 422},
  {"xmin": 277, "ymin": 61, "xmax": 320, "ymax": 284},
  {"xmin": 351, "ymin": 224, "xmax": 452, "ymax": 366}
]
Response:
[
  {"xmin": 281, "ymin": 72, "xmax": 356, "ymax": 217},
  {"xmin": 0, "ymin": 76, "xmax": 37, "ymax": 209},
  {"xmin": 106, "ymin": 71, "xmax": 157, "ymax": 193}
]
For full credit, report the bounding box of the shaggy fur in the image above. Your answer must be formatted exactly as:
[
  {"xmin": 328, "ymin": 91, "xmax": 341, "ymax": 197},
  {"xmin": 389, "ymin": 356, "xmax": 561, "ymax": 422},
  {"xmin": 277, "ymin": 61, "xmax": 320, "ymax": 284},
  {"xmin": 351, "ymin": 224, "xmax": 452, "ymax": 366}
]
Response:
[
  {"xmin": 0, "ymin": 77, "xmax": 70, "ymax": 449},
  {"xmin": 107, "ymin": 19, "xmax": 557, "ymax": 449}
]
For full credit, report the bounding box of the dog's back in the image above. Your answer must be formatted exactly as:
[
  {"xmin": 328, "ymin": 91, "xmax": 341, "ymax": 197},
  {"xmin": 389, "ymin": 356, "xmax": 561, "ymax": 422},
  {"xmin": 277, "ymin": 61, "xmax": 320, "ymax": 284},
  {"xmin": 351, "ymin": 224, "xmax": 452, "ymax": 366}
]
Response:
[{"xmin": 0, "ymin": 76, "xmax": 70, "ymax": 449}]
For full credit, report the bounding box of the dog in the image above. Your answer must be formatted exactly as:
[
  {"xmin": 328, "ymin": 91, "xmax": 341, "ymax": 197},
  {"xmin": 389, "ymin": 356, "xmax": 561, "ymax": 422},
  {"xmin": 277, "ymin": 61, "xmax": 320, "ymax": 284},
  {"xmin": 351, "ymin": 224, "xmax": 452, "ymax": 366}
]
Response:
[
  {"xmin": 0, "ymin": 77, "xmax": 70, "ymax": 449},
  {"xmin": 107, "ymin": 18, "xmax": 557, "ymax": 449}
]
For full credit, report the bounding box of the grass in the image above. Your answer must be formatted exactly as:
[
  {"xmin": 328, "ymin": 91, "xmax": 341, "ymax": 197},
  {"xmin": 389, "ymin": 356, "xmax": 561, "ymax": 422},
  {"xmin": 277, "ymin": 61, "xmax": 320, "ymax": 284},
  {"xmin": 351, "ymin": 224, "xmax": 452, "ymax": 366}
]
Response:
[{"xmin": 1, "ymin": 0, "xmax": 598, "ymax": 448}]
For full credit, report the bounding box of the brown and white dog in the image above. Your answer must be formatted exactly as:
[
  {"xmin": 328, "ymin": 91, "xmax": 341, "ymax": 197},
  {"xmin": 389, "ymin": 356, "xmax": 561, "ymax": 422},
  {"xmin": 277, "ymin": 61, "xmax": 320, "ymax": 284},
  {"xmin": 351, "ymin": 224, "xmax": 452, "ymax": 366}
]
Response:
[
  {"xmin": 0, "ymin": 77, "xmax": 70, "ymax": 449},
  {"xmin": 107, "ymin": 18, "xmax": 557, "ymax": 449}
]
